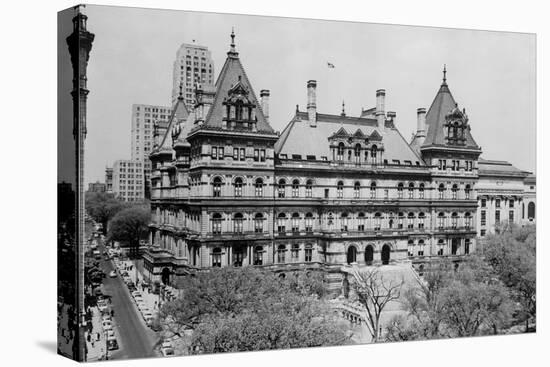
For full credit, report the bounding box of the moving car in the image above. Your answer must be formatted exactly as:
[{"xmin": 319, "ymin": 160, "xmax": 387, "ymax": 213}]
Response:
[
  {"xmin": 109, "ymin": 270, "xmax": 117, "ymax": 278},
  {"xmin": 161, "ymin": 347, "xmax": 174, "ymax": 357}
]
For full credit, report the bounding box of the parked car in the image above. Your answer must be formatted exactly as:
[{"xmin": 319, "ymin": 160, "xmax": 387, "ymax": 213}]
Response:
[
  {"xmin": 161, "ymin": 347, "xmax": 174, "ymax": 357},
  {"xmin": 97, "ymin": 301, "xmax": 108, "ymax": 312},
  {"xmin": 102, "ymin": 320, "xmax": 113, "ymax": 331},
  {"xmin": 109, "ymin": 270, "xmax": 117, "ymax": 278},
  {"xmin": 107, "ymin": 336, "xmax": 119, "ymax": 350}
]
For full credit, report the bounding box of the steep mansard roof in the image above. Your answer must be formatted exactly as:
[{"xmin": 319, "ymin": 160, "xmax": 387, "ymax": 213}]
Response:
[
  {"xmin": 275, "ymin": 111, "xmax": 425, "ymax": 165},
  {"xmin": 153, "ymin": 95, "xmax": 189, "ymax": 155},
  {"xmin": 422, "ymin": 79, "xmax": 480, "ymax": 150},
  {"xmin": 199, "ymin": 39, "xmax": 274, "ymax": 134}
]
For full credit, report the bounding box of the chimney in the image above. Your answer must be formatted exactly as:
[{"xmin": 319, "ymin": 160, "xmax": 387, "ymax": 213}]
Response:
[
  {"xmin": 260, "ymin": 89, "xmax": 270, "ymax": 123},
  {"xmin": 386, "ymin": 111, "xmax": 396, "ymax": 129},
  {"xmin": 416, "ymin": 108, "xmax": 426, "ymax": 137},
  {"xmin": 307, "ymin": 80, "xmax": 317, "ymax": 127},
  {"xmin": 375, "ymin": 89, "xmax": 386, "ymax": 128}
]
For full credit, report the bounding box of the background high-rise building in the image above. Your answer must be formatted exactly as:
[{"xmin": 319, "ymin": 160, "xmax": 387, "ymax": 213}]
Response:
[
  {"xmin": 87, "ymin": 181, "xmax": 106, "ymax": 193},
  {"xmin": 112, "ymin": 160, "xmax": 144, "ymax": 202},
  {"xmin": 131, "ymin": 104, "xmax": 172, "ymax": 198},
  {"xmin": 171, "ymin": 43, "xmax": 215, "ymax": 107},
  {"xmin": 105, "ymin": 167, "xmax": 113, "ymax": 193}
]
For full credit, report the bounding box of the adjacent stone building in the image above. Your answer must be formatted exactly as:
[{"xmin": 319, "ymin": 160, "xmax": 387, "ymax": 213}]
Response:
[{"xmin": 144, "ymin": 32, "xmax": 535, "ymax": 293}]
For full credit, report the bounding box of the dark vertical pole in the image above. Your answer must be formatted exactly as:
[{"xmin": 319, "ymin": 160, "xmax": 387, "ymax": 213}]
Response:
[{"xmin": 66, "ymin": 5, "xmax": 94, "ymax": 362}]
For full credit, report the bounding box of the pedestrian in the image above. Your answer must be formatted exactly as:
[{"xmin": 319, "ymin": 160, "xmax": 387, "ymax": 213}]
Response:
[
  {"xmin": 61, "ymin": 328, "xmax": 65, "ymax": 337},
  {"xmin": 111, "ymin": 309, "xmax": 114, "ymax": 318},
  {"xmin": 97, "ymin": 332, "xmax": 100, "ymax": 341},
  {"xmin": 91, "ymin": 340, "xmax": 95, "ymax": 348}
]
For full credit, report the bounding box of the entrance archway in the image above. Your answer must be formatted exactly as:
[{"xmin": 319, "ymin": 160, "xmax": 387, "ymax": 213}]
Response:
[
  {"xmin": 347, "ymin": 246, "xmax": 357, "ymax": 264},
  {"xmin": 161, "ymin": 267, "xmax": 171, "ymax": 285},
  {"xmin": 365, "ymin": 245, "xmax": 374, "ymax": 265},
  {"xmin": 381, "ymin": 244, "xmax": 391, "ymax": 265}
]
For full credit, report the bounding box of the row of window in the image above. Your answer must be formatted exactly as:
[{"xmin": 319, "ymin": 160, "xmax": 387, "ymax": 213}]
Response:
[
  {"xmin": 480, "ymin": 210, "xmax": 514, "ymax": 226},
  {"xmin": 407, "ymin": 238, "xmax": 471, "ymax": 257},
  {"xmin": 209, "ymin": 211, "xmax": 473, "ymax": 234},
  {"xmin": 480, "ymin": 198, "xmax": 515, "ymax": 208},
  {"xmin": 210, "ymin": 177, "xmax": 472, "ymax": 200},
  {"xmin": 211, "ymin": 244, "xmax": 314, "ymax": 267},
  {"xmin": 437, "ymin": 159, "xmax": 474, "ymax": 171},
  {"xmin": 210, "ymin": 147, "xmax": 267, "ymax": 162}
]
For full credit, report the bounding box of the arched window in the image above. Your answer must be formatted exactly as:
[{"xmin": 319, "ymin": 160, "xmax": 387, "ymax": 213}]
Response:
[
  {"xmin": 305, "ymin": 212, "xmax": 314, "ymax": 232},
  {"xmin": 254, "ymin": 213, "xmax": 264, "ymax": 233},
  {"xmin": 370, "ymin": 182, "xmax": 377, "ymax": 199},
  {"xmin": 292, "ymin": 179, "xmax": 300, "ymax": 198},
  {"xmin": 337, "ymin": 143, "xmax": 345, "ymax": 161},
  {"xmin": 371, "ymin": 145, "xmax": 378, "ymax": 164},
  {"xmin": 408, "ymin": 182, "xmax": 415, "ymax": 199},
  {"xmin": 354, "ymin": 181, "xmax": 361, "ymax": 198},
  {"xmin": 374, "ymin": 212, "xmax": 382, "ymax": 231},
  {"xmin": 437, "ymin": 239, "xmax": 445, "ymax": 255},
  {"xmin": 212, "ymin": 213, "xmax": 222, "ymax": 234},
  {"xmin": 418, "ymin": 240, "xmax": 425, "ymax": 256},
  {"xmin": 451, "ymin": 212, "xmax": 458, "ymax": 228},
  {"xmin": 212, "ymin": 247, "xmax": 222, "ymax": 267},
  {"xmin": 464, "ymin": 184, "xmax": 471, "ymax": 199},
  {"xmin": 354, "ymin": 144, "xmax": 361, "ymax": 164},
  {"xmin": 341, "ymin": 213, "xmax": 349, "ymax": 232},
  {"xmin": 212, "ymin": 177, "xmax": 222, "ymax": 197},
  {"xmin": 397, "ymin": 183, "xmax": 404, "ymax": 199},
  {"xmin": 253, "ymin": 246, "xmax": 263, "ymax": 265},
  {"xmin": 398, "ymin": 212, "xmax": 404, "ymax": 229},
  {"xmin": 407, "ymin": 240, "xmax": 414, "ymax": 257},
  {"xmin": 528, "ymin": 202, "xmax": 535, "ymax": 220},
  {"xmin": 438, "ymin": 212, "xmax": 446, "ymax": 229},
  {"xmin": 277, "ymin": 245, "xmax": 286, "ymax": 263},
  {"xmin": 233, "ymin": 213, "xmax": 244, "ymax": 233},
  {"xmin": 233, "ymin": 244, "xmax": 245, "ymax": 267},
  {"xmin": 407, "ymin": 212, "xmax": 415, "ymax": 229},
  {"xmin": 418, "ymin": 212, "xmax": 425, "ymax": 229},
  {"xmin": 255, "ymin": 178, "xmax": 263, "ymax": 197},
  {"xmin": 304, "ymin": 244, "xmax": 313, "ymax": 262},
  {"xmin": 291, "ymin": 243, "xmax": 300, "ymax": 262},
  {"xmin": 451, "ymin": 184, "xmax": 458, "ymax": 200},
  {"xmin": 305, "ymin": 179, "xmax": 313, "ymax": 198},
  {"xmin": 464, "ymin": 212, "xmax": 472, "ymax": 229},
  {"xmin": 388, "ymin": 212, "xmax": 395, "ymax": 229},
  {"xmin": 291, "ymin": 213, "xmax": 300, "ymax": 232},
  {"xmin": 234, "ymin": 177, "xmax": 243, "ymax": 197},
  {"xmin": 277, "ymin": 213, "xmax": 286, "ymax": 233},
  {"xmin": 347, "ymin": 246, "xmax": 357, "ymax": 264},
  {"xmin": 337, "ymin": 181, "xmax": 344, "ymax": 198},
  {"xmin": 419, "ymin": 183, "xmax": 425, "ymax": 199},
  {"xmin": 357, "ymin": 212, "xmax": 366, "ymax": 231},
  {"xmin": 438, "ymin": 184, "xmax": 446, "ymax": 199},
  {"xmin": 278, "ymin": 179, "xmax": 286, "ymax": 198}
]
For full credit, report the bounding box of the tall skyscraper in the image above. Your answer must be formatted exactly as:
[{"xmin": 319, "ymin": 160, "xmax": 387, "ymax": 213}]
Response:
[
  {"xmin": 171, "ymin": 43, "xmax": 215, "ymax": 107},
  {"xmin": 131, "ymin": 104, "xmax": 172, "ymax": 198},
  {"xmin": 112, "ymin": 160, "xmax": 144, "ymax": 202}
]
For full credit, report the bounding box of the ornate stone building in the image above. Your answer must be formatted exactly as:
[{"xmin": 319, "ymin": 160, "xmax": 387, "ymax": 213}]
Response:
[{"xmin": 144, "ymin": 32, "xmax": 534, "ymax": 293}]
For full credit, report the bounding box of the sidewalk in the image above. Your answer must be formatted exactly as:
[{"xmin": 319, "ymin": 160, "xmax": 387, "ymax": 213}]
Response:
[
  {"xmin": 84, "ymin": 306, "xmax": 107, "ymax": 361},
  {"xmin": 120, "ymin": 260, "xmax": 162, "ymax": 315}
]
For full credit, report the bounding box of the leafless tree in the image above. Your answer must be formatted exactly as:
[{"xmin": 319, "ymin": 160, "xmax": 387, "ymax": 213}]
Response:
[{"xmin": 351, "ymin": 267, "xmax": 404, "ymax": 342}]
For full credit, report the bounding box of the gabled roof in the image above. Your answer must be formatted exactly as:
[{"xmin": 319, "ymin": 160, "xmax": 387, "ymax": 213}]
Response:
[
  {"xmin": 422, "ymin": 77, "xmax": 480, "ymax": 151},
  {"xmin": 155, "ymin": 95, "xmax": 189, "ymax": 153},
  {"xmin": 329, "ymin": 127, "xmax": 350, "ymax": 139},
  {"xmin": 200, "ymin": 35, "xmax": 274, "ymax": 134},
  {"xmin": 352, "ymin": 129, "xmax": 366, "ymax": 138}
]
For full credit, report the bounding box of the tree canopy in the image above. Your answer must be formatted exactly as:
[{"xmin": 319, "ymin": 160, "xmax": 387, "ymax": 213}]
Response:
[
  {"xmin": 482, "ymin": 224, "xmax": 536, "ymax": 330},
  {"xmin": 159, "ymin": 267, "xmax": 349, "ymax": 354},
  {"xmin": 85, "ymin": 192, "xmax": 126, "ymax": 234},
  {"xmin": 107, "ymin": 206, "xmax": 150, "ymax": 253}
]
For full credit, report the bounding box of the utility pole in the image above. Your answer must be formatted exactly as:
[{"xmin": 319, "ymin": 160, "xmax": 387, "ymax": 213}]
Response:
[{"xmin": 66, "ymin": 4, "xmax": 94, "ymax": 362}]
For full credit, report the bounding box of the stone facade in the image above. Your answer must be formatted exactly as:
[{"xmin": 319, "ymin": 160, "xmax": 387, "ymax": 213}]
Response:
[{"xmin": 144, "ymin": 32, "xmax": 535, "ymax": 294}]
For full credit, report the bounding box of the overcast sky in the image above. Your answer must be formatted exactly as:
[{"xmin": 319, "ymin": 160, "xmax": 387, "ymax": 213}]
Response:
[{"xmin": 83, "ymin": 5, "xmax": 536, "ymax": 184}]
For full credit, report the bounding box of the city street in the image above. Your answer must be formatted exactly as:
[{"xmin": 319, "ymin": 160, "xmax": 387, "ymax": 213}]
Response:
[{"xmin": 97, "ymin": 242, "xmax": 159, "ymax": 360}]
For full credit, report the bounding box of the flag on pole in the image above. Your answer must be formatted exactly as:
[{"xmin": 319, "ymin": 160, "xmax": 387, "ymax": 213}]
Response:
[{"xmin": 327, "ymin": 62, "xmax": 335, "ymax": 68}]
